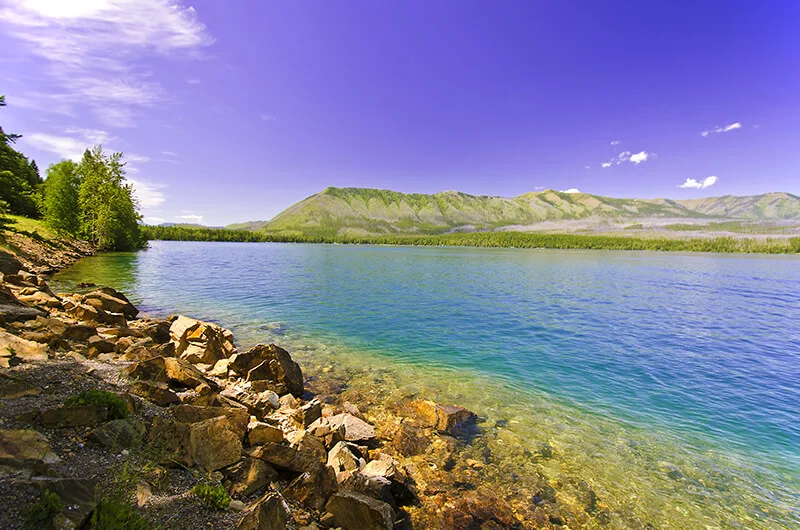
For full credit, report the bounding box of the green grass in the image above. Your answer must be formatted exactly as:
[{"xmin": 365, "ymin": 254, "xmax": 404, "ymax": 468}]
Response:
[
  {"xmin": 664, "ymin": 221, "xmax": 794, "ymax": 234},
  {"xmin": 142, "ymin": 225, "xmax": 800, "ymax": 254},
  {"xmin": 24, "ymin": 490, "xmax": 64, "ymax": 528},
  {"xmin": 192, "ymin": 483, "xmax": 231, "ymax": 511},
  {"xmin": 90, "ymin": 500, "xmax": 151, "ymax": 530},
  {"xmin": 65, "ymin": 390, "xmax": 129, "ymax": 420}
]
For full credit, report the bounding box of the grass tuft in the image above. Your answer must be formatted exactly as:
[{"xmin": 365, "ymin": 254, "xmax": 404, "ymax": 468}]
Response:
[
  {"xmin": 192, "ymin": 483, "xmax": 231, "ymax": 511},
  {"xmin": 65, "ymin": 390, "xmax": 129, "ymax": 420}
]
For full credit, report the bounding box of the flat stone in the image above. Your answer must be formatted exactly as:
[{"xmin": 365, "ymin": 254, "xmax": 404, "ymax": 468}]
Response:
[
  {"xmin": 172, "ymin": 405, "xmax": 249, "ymax": 440},
  {"xmin": 0, "ymin": 330, "xmax": 49, "ymax": 362},
  {"xmin": 0, "ymin": 373, "xmax": 41, "ymax": 399},
  {"xmin": 88, "ymin": 418, "xmax": 146, "ymax": 449},
  {"xmin": 327, "ymin": 413, "xmax": 376, "ymax": 442},
  {"xmin": 0, "ymin": 429, "xmax": 59, "ymax": 472},
  {"xmin": 40, "ymin": 404, "xmax": 109, "ymax": 428},
  {"xmin": 247, "ymin": 420, "xmax": 284, "ymax": 445},
  {"xmin": 250, "ymin": 442, "xmax": 323, "ymax": 474},
  {"xmin": 325, "ymin": 491, "xmax": 395, "ymax": 530},
  {"xmin": 0, "ymin": 303, "xmax": 45, "ymax": 323}
]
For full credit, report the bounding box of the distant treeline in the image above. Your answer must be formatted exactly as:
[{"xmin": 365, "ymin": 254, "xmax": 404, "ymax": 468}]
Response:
[{"xmin": 142, "ymin": 225, "xmax": 800, "ymax": 254}]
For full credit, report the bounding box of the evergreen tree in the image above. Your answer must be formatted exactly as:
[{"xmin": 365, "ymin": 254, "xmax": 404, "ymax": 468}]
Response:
[
  {"xmin": 0, "ymin": 95, "xmax": 42, "ymax": 217},
  {"xmin": 43, "ymin": 160, "xmax": 81, "ymax": 235}
]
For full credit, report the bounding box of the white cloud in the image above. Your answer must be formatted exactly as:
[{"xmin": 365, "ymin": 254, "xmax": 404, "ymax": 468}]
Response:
[
  {"xmin": 610, "ymin": 140, "xmax": 621, "ymax": 145},
  {"xmin": 23, "ymin": 133, "xmax": 88, "ymax": 161},
  {"xmin": 560, "ymin": 188, "xmax": 581, "ymax": 194},
  {"xmin": 177, "ymin": 214, "xmax": 204, "ymax": 224},
  {"xmin": 64, "ymin": 127, "xmax": 114, "ymax": 145},
  {"xmin": 128, "ymin": 178, "xmax": 166, "ymax": 208},
  {"xmin": 601, "ymin": 150, "xmax": 654, "ymax": 168},
  {"xmin": 125, "ymin": 153, "xmax": 150, "ymax": 163},
  {"xmin": 260, "ymin": 114, "xmax": 277, "ymax": 122},
  {"xmin": 701, "ymin": 122, "xmax": 742, "ymax": 137},
  {"xmin": 534, "ymin": 186, "xmax": 546, "ymax": 191},
  {"xmin": 0, "ymin": 0, "xmax": 214, "ymax": 127},
  {"xmin": 160, "ymin": 150, "xmax": 179, "ymax": 157},
  {"xmin": 187, "ymin": 78, "xmax": 200, "ymax": 84},
  {"xmin": 679, "ymin": 176, "xmax": 718, "ymax": 189},
  {"xmin": 143, "ymin": 216, "xmax": 165, "ymax": 225}
]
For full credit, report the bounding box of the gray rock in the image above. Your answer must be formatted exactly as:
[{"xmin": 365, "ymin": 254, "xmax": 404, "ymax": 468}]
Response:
[
  {"xmin": 88, "ymin": 418, "xmax": 145, "ymax": 449},
  {"xmin": 31, "ymin": 477, "xmax": 97, "ymax": 529},
  {"xmin": 327, "ymin": 413, "xmax": 376, "ymax": 442}
]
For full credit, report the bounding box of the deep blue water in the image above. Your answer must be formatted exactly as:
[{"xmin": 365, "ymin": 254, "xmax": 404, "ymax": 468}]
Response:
[{"xmin": 54, "ymin": 241, "xmax": 800, "ymax": 527}]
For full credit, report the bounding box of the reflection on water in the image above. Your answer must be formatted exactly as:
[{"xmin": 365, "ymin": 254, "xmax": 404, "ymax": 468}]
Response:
[{"xmin": 53, "ymin": 241, "xmax": 800, "ymax": 528}]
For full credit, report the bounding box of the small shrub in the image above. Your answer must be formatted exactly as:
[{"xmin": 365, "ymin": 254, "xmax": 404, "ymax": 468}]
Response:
[
  {"xmin": 24, "ymin": 490, "xmax": 63, "ymax": 528},
  {"xmin": 192, "ymin": 483, "xmax": 231, "ymax": 511},
  {"xmin": 90, "ymin": 500, "xmax": 151, "ymax": 530},
  {"xmin": 65, "ymin": 390, "xmax": 129, "ymax": 420}
]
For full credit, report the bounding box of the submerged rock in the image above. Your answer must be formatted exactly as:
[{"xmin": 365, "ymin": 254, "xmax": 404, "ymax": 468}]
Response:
[
  {"xmin": 327, "ymin": 413, "xmax": 376, "ymax": 442},
  {"xmin": 402, "ymin": 399, "xmax": 477, "ymax": 434}
]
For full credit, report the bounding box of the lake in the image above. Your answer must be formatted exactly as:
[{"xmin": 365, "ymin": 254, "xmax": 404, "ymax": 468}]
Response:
[{"xmin": 53, "ymin": 241, "xmax": 800, "ymax": 528}]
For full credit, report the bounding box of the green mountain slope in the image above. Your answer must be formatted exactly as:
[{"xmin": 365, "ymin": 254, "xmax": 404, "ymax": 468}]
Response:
[{"xmin": 229, "ymin": 187, "xmax": 800, "ymax": 236}]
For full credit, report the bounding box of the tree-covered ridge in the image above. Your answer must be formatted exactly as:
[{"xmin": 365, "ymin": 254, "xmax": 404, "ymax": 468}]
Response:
[
  {"xmin": 143, "ymin": 224, "xmax": 800, "ymax": 254},
  {"xmin": 0, "ymin": 95, "xmax": 43, "ymax": 218},
  {"xmin": 231, "ymin": 187, "xmax": 800, "ymax": 237}
]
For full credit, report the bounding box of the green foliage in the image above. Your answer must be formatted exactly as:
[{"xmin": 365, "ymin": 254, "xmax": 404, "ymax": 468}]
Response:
[
  {"xmin": 0, "ymin": 199, "xmax": 14, "ymax": 231},
  {"xmin": 77, "ymin": 146, "xmax": 143, "ymax": 250},
  {"xmin": 43, "ymin": 160, "xmax": 82, "ymax": 235},
  {"xmin": 24, "ymin": 490, "xmax": 64, "ymax": 528},
  {"xmin": 0, "ymin": 95, "xmax": 42, "ymax": 217},
  {"xmin": 65, "ymin": 390, "xmax": 129, "ymax": 420},
  {"xmin": 90, "ymin": 500, "xmax": 151, "ymax": 530},
  {"xmin": 192, "ymin": 483, "xmax": 231, "ymax": 511},
  {"xmin": 142, "ymin": 225, "xmax": 800, "ymax": 254}
]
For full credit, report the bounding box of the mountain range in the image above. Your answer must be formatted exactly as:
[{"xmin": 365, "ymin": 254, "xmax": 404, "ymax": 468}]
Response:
[{"xmin": 224, "ymin": 188, "xmax": 800, "ymax": 237}]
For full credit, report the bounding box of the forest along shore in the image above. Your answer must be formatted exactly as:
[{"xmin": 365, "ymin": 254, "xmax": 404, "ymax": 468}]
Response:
[{"xmin": 0, "ymin": 242, "xmax": 616, "ymax": 529}]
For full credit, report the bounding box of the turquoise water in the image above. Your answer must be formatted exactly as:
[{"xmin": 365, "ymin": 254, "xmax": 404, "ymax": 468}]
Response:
[{"xmin": 54, "ymin": 241, "xmax": 800, "ymax": 528}]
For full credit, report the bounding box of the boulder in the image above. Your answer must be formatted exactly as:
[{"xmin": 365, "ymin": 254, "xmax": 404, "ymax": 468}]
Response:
[
  {"xmin": 325, "ymin": 491, "xmax": 395, "ymax": 530},
  {"xmin": 225, "ymin": 457, "xmax": 279, "ymax": 497},
  {"xmin": 247, "ymin": 420, "xmax": 284, "ymax": 445},
  {"xmin": 283, "ymin": 465, "xmax": 338, "ymax": 511},
  {"xmin": 164, "ymin": 357, "xmax": 210, "ymax": 388},
  {"xmin": 0, "ymin": 429, "xmax": 60, "ymax": 472},
  {"xmin": 229, "ymin": 344, "xmax": 303, "ymax": 397},
  {"xmin": 40, "ymin": 404, "xmax": 109, "ymax": 428},
  {"xmin": 237, "ymin": 493, "xmax": 290, "ymax": 530},
  {"xmin": 17, "ymin": 291, "xmax": 61, "ymax": 309},
  {"xmin": 88, "ymin": 418, "xmax": 146, "ymax": 449},
  {"xmin": 61, "ymin": 324, "xmax": 97, "ymax": 342},
  {"xmin": 440, "ymin": 491, "xmax": 524, "ymax": 529},
  {"xmin": 340, "ymin": 473, "xmax": 396, "ymax": 509},
  {"xmin": 124, "ymin": 356, "xmax": 169, "ymax": 383},
  {"xmin": 128, "ymin": 318, "xmax": 171, "ymax": 344},
  {"xmin": 402, "ymin": 400, "xmax": 477, "ymax": 434},
  {"xmin": 327, "ymin": 413, "xmax": 376, "ymax": 442},
  {"xmin": 129, "ymin": 380, "xmax": 181, "ymax": 406},
  {"xmin": 84, "ymin": 289, "xmax": 138, "ymax": 319},
  {"xmin": 0, "ymin": 330, "xmax": 49, "ymax": 362},
  {"xmin": 250, "ymin": 442, "xmax": 324, "ymax": 474},
  {"xmin": 170, "ymin": 316, "xmax": 236, "ymax": 364},
  {"xmin": 390, "ymin": 423, "xmax": 431, "ymax": 457},
  {"xmin": 189, "ymin": 416, "xmax": 243, "ymax": 471},
  {"xmin": 171, "ymin": 405, "xmax": 249, "ymax": 440},
  {"xmin": 87, "ymin": 335, "xmax": 115, "ymax": 353},
  {"xmin": 220, "ymin": 385, "xmax": 280, "ymax": 417},
  {"xmin": 295, "ymin": 399, "xmax": 322, "ymax": 427},
  {"xmin": 327, "ymin": 441, "xmax": 364, "ymax": 474}
]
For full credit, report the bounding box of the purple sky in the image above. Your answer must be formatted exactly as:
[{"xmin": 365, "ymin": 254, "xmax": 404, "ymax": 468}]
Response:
[{"xmin": 1, "ymin": 1, "xmax": 798, "ymax": 226}]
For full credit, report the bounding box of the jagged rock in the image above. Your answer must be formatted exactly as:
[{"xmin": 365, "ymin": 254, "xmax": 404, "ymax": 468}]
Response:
[
  {"xmin": 61, "ymin": 324, "xmax": 97, "ymax": 341},
  {"xmin": 128, "ymin": 318, "xmax": 171, "ymax": 343},
  {"xmin": 164, "ymin": 357, "xmax": 210, "ymax": 388},
  {"xmin": 170, "ymin": 315, "xmax": 236, "ymax": 364},
  {"xmin": 402, "ymin": 400, "xmax": 477, "ymax": 434},
  {"xmin": 172, "ymin": 405, "xmax": 250, "ymax": 440},
  {"xmin": 284, "ymin": 465, "xmax": 338, "ymax": 510},
  {"xmin": 40, "ymin": 404, "xmax": 108, "ymax": 427},
  {"xmin": 340, "ymin": 473, "xmax": 396, "ymax": 509},
  {"xmin": 136, "ymin": 481, "xmax": 153, "ymax": 507},
  {"xmin": 237, "ymin": 492, "xmax": 290, "ymax": 530},
  {"xmin": 291, "ymin": 431, "xmax": 328, "ymax": 464},
  {"xmin": 326, "ymin": 491, "xmax": 395, "ymax": 530},
  {"xmin": 124, "ymin": 356, "xmax": 169, "ymax": 382},
  {"xmin": 0, "ymin": 303, "xmax": 45, "ymax": 323},
  {"xmin": 67, "ymin": 302, "xmax": 100, "ymax": 322},
  {"xmin": 17, "ymin": 291, "xmax": 61, "ymax": 308},
  {"xmin": 327, "ymin": 441, "xmax": 365, "ymax": 474},
  {"xmin": 129, "ymin": 380, "xmax": 181, "ymax": 406},
  {"xmin": 19, "ymin": 329, "xmax": 58, "ymax": 343},
  {"xmin": 327, "ymin": 413, "xmax": 376, "ymax": 442},
  {"xmin": 31, "ymin": 477, "xmax": 98, "ymax": 529},
  {"xmin": 308, "ymin": 417, "xmax": 346, "ymax": 449},
  {"xmin": 440, "ymin": 491, "xmax": 524, "ymax": 529},
  {"xmin": 208, "ymin": 358, "xmax": 230, "ymax": 377},
  {"xmin": 361, "ymin": 454, "xmax": 414, "ymax": 506},
  {"xmin": 0, "ymin": 373, "xmax": 41, "ymax": 399},
  {"xmin": 296, "ymin": 399, "xmax": 322, "ymax": 427},
  {"xmin": 0, "ymin": 429, "xmax": 60, "ymax": 472},
  {"xmin": 229, "ymin": 343, "xmax": 303, "ymax": 397},
  {"xmin": 84, "ymin": 289, "xmax": 138, "ymax": 319},
  {"xmin": 247, "ymin": 420, "xmax": 284, "ymax": 445},
  {"xmin": 220, "ymin": 385, "xmax": 280, "ymax": 416},
  {"xmin": 279, "ymin": 393, "xmax": 298, "ymax": 409},
  {"xmin": 88, "ymin": 418, "xmax": 145, "ymax": 449},
  {"xmin": 189, "ymin": 416, "xmax": 243, "ymax": 471},
  {"xmin": 225, "ymin": 457, "xmax": 279, "ymax": 497},
  {"xmin": 250, "ymin": 442, "xmax": 324, "ymax": 473},
  {"xmin": 87, "ymin": 335, "xmax": 115, "ymax": 353},
  {"xmin": 0, "ymin": 330, "xmax": 49, "ymax": 362}
]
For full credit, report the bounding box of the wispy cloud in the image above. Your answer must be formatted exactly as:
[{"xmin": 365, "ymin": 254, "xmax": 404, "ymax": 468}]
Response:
[
  {"xmin": 128, "ymin": 178, "xmax": 166, "ymax": 208},
  {"xmin": 679, "ymin": 176, "xmax": 718, "ymax": 189},
  {"xmin": 187, "ymin": 78, "xmax": 201, "ymax": 84},
  {"xmin": 601, "ymin": 150, "xmax": 654, "ymax": 168},
  {"xmin": 560, "ymin": 188, "xmax": 581, "ymax": 194},
  {"xmin": 610, "ymin": 140, "xmax": 621, "ymax": 146},
  {"xmin": 260, "ymin": 113, "xmax": 277, "ymax": 122},
  {"xmin": 0, "ymin": 0, "xmax": 214, "ymax": 127},
  {"xmin": 160, "ymin": 150, "xmax": 179, "ymax": 157},
  {"xmin": 24, "ymin": 133, "xmax": 89, "ymax": 161},
  {"xmin": 701, "ymin": 122, "xmax": 741, "ymax": 137},
  {"xmin": 177, "ymin": 214, "xmax": 204, "ymax": 224},
  {"xmin": 143, "ymin": 216, "xmax": 165, "ymax": 225}
]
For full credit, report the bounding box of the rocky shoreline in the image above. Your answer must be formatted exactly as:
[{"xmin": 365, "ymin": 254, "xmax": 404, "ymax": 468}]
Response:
[{"xmin": 1, "ymin": 244, "xmax": 611, "ymax": 530}]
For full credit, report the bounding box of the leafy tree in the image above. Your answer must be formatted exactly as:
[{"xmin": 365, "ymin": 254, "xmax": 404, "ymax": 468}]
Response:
[
  {"xmin": 77, "ymin": 146, "xmax": 143, "ymax": 250},
  {"xmin": 43, "ymin": 160, "xmax": 81, "ymax": 235},
  {"xmin": 0, "ymin": 95, "xmax": 42, "ymax": 217}
]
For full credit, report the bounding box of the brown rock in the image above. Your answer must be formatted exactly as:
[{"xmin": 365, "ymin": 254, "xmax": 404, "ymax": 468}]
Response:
[
  {"xmin": 170, "ymin": 315, "xmax": 236, "ymax": 364},
  {"xmin": 124, "ymin": 356, "xmax": 169, "ymax": 383},
  {"xmin": 237, "ymin": 492, "xmax": 290, "ymax": 530},
  {"xmin": 250, "ymin": 442, "xmax": 324, "ymax": 473},
  {"xmin": 327, "ymin": 413, "xmax": 376, "ymax": 442},
  {"xmin": 326, "ymin": 491, "xmax": 395, "ymax": 530},
  {"xmin": 390, "ymin": 423, "xmax": 431, "ymax": 457},
  {"xmin": 327, "ymin": 441, "xmax": 364, "ymax": 474},
  {"xmin": 0, "ymin": 373, "xmax": 41, "ymax": 399},
  {"xmin": 129, "ymin": 380, "xmax": 180, "ymax": 406},
  {"xmin": 220, "ymin": 385, "xmax": 280, "ymax": 416},
  {"xmin": 40, "ymin": 404, "xmax": 109, "ymax": 428},
  {"xmin": 340, "ymin": 473, "xmax": 396, "ymax": 510},
  {"xmin": 284, "ymin": 465, "xmax": 338, "ymax": 511},
  {"xmin": 87, "ymin": 335, "xmax": 115, "ymax": 353},
  {"xmin": 164, "ymin": 356, "xmax": 210, "ymax": 388},
  {"xmin": 84, "ymin": 290, "xmax": 138, "ymax": 319},
  {"xmin": 0, "ymin": 429, "xmax": 60, "ymax": 472},
  {"xmin": 172, "ymin": 405, "xmax": 249, "ymax": 440},
  {"xmin": 402, "ymin": 400, "xmax": 477, "ymax": 434},
  {"xmin": 0, "ymin": 330, "xmax": 49, "ymax": 362},
  {"xmin": 225, "ymin": 457, "xmax": 278, "ymax": 497},
  {"xmin": 295, "ymin": 399, "xmax": 322, "ymax": 427},
  {"xmin": 247, "ymin": 420, "xmax": 284, "ymax": 445},
  {"xmin": 440, "ymin": 491, "xmax": 523, "ymax": 529},
  {"xmin": 230, "ymin": 343, "xmax": 303, "ymax": 397},
  {"xmin": 189, "ymin": 416, "xmax": 243, "ymax": 471}
]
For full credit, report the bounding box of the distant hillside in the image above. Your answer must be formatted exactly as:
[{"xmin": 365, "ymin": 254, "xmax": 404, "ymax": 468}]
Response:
[{"xmin": 227, "ymin": 187, "xmax": 800, "ymax": 237}]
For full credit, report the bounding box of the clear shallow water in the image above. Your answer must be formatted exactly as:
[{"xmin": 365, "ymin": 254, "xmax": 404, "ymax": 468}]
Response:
[{"xmin": 54, "ymin": 241, "xmax": 800, "ymax": 528}]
